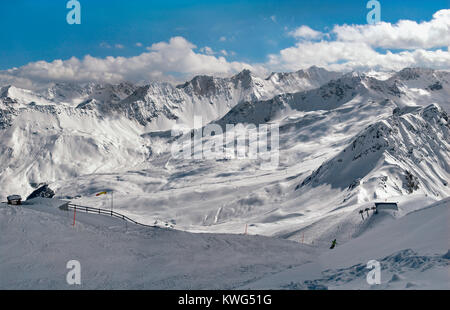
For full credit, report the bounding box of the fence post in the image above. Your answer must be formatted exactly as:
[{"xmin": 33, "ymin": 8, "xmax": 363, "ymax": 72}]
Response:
[{"xmin": 72, "ymin": 208, "xmax": 76, "ymax": 226}]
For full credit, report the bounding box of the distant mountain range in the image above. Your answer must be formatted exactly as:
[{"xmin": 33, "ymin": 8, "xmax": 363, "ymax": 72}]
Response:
[{"xmin": 0, "ymin": 67, "xmax": 449, "ymax": 238}]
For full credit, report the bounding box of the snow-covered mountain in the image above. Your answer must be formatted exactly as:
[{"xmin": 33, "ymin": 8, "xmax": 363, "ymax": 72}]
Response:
[
  {"xmin": 0, "ymin": 105, "xmax": 152, "ymax": 197},
  {"xmin": 43, "ymin": 82, "xmax": 138, "ymax": 106},
  {"xmin": 387, "ymin": 68, "xmax": 450, "ymax": 112},
  {"xmin": 264, "ymin": 65, "xmax": 342, "ymax": 93},
  {"xmin": 0, "ymin": 67, "xmax": 449, "ymax": 240},
  {"xmin": 0, "ymin": 66, "xmax": 449, "ymax": 289},
  {"xmin": 0, "ymin": 67, "xmax": 342, "ymax": 132},
  {"xmin": 108, "ymin": 67, "xmax": 342, "ymax": 130},
  {"xmin": 296, "ymin": 104, "xmax": 450, "ymax": 204},
  {"xmin": 216, "ymin": 73, "xmax": 403, "ymax": 126}
]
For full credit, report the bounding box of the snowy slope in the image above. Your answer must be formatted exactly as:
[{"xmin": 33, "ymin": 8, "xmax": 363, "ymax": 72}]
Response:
[
  {"xmin": 387, "ymin": 68, "xmax": 450, "ymax": 112},
  {"xmin": 0, "ymin": 67, "xmax": 341, "ymax": 132},
  {"xmin": 0, "ymin": 67, "xmax": 448, "ymax": 242},
  {"xmin": 240, "ymin": 198, "xmax": 450, "ymax": 290},
  {"xmin": 49, "ymin": 94, "xmax": 399, "ymax": 234},
  {"xmin": 1, "ymin": 85, "xmax": 54, "ymax": 107},
  {"xmin": 111, "ymin": 67, "xmax": 342, "ymax": 131},
  {"xmin": 216, "ymin": 73, "xmax": 403, "ymax": 126},
  {"xmin": 0, "ymin": 198, "xmax": 315, "ymax": 289},
  {"xmin": 0, "ymin": 66, "xmax": 342, "ymax": 199},
  {"xmin": 44, "ymin": 82, "xmax": 137, "ymax": 107},
  {"xmin": 296, "ymin": 104, "xmax": 450, "ymax": 205},
  {"xmin": 264, "ymin": 66, "xmax": 342, "ymax": 94},
  {"xmin": 0, "ymin": 197, "xmax": 447, "ymax": 289},
  {"xmin": 47, "ymin": 92, "xmax": 447, "ymax": 241},
  {"xmin": 0, "ymin": 66, "xmax": 449, "ymax": 289},
  {"xmin": 0, "ymin": 106, "xmax": 151, "ymax": 198}
]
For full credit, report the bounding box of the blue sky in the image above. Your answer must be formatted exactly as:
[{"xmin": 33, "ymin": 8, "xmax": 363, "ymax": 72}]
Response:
[{"xmin": 0, "ymin": 0, "xmax": 449, "ymax": 70}]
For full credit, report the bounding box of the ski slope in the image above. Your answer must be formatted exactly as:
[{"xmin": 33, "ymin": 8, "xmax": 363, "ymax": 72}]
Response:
[
  {"xmin": 0, "ymin": 197, "xmax": 448, "ymax": 289},
  {"xmin": 0, "ymin": 198, "xmax": 315, "ymax": 289},
  {"xmin": 242, "ymin": 198, "xmax": 450, "ymax": 290}
]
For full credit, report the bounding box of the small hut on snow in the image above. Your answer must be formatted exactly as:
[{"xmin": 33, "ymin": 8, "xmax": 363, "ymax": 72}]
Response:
[{"xmin": 7, "ymin": 195, "xmax": 22, "ymax": 205}]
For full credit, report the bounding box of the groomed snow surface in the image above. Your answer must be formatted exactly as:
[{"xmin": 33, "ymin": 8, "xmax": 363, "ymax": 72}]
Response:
[{"xmin": 0, "ymin": 197, "xmax": 448, "ymax": 289}]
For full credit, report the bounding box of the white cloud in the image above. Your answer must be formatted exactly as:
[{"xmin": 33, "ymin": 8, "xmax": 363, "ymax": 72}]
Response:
[
  {"xmin": 270, "ymin": 15, "xmax": 276, "ymax": 23},
  {"xmin": 99, "ymin": 42, "xmax": 111, "ymax": 49},
  {"xmin": 135, "ymin": 42, "xmax": 143, "ymax": 47},
  {"xmin": 100, "ymin": 42, "xmax": 125, "ymax": 49},
  {"xmin": 288, "ymin": 26, "xmax": 323, "ymax": 40},
  {"xmin": 268, "ymin": 41, "xmax": 450, "ymax": 72},
  {"xmin": 269, "ymin": 9, "xmax": 450, "ymax": 72},
  {"xmin": 199, "ymin": 46, "xmax": 215, "ymax": 55},
  {"xmin": 219, "ymin": 36, "xmax": 227, "ymax": 42},
  {"xmin": 2, "ymin": 37, "xmax": 265, "ymax": 86},
  {"xmin": 2, "ymin": 10, "xmax": 450, "ymax": 88},
  {"xmin": 333, "ymin": 9, "xmax": 450, "ymax": 49}
]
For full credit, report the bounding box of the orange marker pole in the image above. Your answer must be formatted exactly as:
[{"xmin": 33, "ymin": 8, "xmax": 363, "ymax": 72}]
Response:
[{"xmin": 73, "ymin": 208, "xmax": 76, "ymax": 226}]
